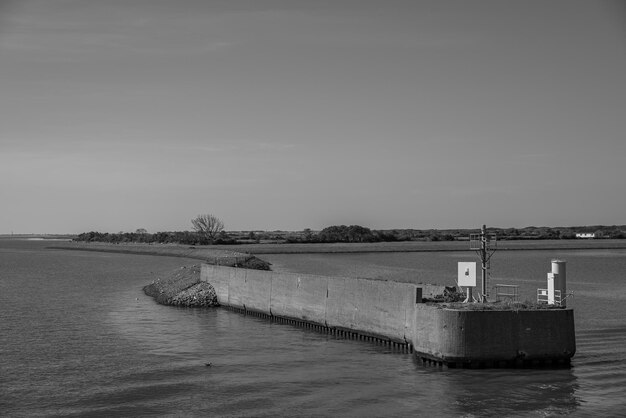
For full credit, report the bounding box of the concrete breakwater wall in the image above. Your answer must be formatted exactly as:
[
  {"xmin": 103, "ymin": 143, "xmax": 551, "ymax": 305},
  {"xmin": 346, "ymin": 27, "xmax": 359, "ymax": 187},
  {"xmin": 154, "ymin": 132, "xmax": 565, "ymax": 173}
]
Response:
[
  {"xmin": 201, "ymin": 264, "xmax": 418, "ymax": 344},
  {"xmin": 201, "ymin": 264, "xmax": 576, "ymax": 367}
]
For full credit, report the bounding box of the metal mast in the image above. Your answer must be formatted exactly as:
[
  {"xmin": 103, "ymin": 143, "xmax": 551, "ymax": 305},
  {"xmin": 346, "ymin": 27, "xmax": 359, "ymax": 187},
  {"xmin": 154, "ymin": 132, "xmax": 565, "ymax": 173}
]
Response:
[{"xmin": 470, "ymin": 225, "xmax": 497, "ymax": 302}]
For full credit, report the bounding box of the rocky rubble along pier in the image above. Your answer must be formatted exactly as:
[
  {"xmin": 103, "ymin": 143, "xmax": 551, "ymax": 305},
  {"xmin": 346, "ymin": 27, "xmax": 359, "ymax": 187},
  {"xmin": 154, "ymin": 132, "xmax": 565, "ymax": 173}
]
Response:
[
  {"xmin": 142, "ymin": 249, "xmax": 273, "ymax": 307},
  {"xmin": 169, "ymin": 281, "xmax": 219, "ymax": 307},
  {"xmin": 143, "ymin": 264, "xmax": 220, "ymax": 307}
]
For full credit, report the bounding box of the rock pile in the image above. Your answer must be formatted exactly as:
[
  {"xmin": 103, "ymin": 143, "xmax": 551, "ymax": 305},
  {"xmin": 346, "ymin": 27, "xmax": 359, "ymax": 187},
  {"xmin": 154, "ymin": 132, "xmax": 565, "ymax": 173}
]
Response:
[
  {"xmin": 143, "ymin": 253, "xmax": 271, "ymax": 307},
  {"xmin": 143, "ymin": 264, "xmax": 219, "ymax": 307},
  {"xmin": 169, "ymin": 282, "xmax": 218, "ymax": 307}
]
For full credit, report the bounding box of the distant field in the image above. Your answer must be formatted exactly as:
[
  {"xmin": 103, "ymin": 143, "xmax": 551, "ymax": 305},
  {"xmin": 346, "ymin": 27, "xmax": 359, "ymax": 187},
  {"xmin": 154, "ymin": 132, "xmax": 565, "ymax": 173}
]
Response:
[
  {"xmin": 48, "ymin": 241, "xmax": 260, "ymax": 265},
  {"xmin": 211, "ymin": 239, "xmax": 626, "ymax": 254},
  {"xmin": 44, "ymin": 238, "xmax": 626, "ymax": 258},
  {"xmin": 0, "ymin": 234, "xmax": 75, "ymax": 240}
]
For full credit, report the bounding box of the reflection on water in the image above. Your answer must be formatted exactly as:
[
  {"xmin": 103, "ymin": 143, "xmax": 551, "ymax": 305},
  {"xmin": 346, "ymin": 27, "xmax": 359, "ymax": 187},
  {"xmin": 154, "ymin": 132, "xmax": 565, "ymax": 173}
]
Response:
[{"xmin": 440, "ymin": 367, "xmax": 580, "ymax": 417}]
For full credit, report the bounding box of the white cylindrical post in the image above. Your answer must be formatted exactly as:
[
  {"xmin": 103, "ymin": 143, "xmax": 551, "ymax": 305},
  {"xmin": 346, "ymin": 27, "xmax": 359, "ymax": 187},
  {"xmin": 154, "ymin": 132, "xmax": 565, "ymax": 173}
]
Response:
[
  {"xmin": 547, "ymin": 273, "xmax": 556, "ymax": 305},
  {"xmin": 551, "ymin": 260, "xmax": 567, "ymax": 307}
]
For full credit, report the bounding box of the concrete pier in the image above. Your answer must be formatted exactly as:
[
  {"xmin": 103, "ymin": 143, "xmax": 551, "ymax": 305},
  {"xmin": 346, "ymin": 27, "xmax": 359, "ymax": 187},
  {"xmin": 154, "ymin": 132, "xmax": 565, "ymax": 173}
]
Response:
[
  {"xmin": 412, "ymin": 305, "xmax": 575, "ymax": 367},
  {"xmin": 201, "ymin": 264, "xmax": 576, "ymax": 368}
]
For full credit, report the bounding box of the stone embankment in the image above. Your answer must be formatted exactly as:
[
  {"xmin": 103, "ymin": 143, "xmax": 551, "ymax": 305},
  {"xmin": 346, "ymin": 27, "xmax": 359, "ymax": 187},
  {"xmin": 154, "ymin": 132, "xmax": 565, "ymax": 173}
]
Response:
[
  {"xmin": 143, "ymin": 265, "xmax": 220, "ymax": 307},
  {"xmin": 142, "ymin": 251, "xmax": 275, "ymax": 307},
  {"xmin": 143, "ymin": 264, "xmax": 219, "ymax": 307},
  {"xmin": 139, "ymin": 250, "xmax": 273, "ymax": 307}
]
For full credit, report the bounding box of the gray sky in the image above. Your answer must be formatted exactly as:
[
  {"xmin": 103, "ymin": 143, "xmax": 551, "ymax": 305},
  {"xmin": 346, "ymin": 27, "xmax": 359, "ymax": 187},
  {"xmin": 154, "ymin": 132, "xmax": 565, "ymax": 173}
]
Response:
[{"xmin": 1, "ymin": 0, "xmax": 625, "ymax": 233}]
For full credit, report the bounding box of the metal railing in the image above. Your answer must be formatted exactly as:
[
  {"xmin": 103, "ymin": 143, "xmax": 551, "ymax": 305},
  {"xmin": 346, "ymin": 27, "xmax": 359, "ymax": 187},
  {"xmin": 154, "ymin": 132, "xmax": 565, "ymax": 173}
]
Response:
[{"xmin": 495, "ymin": 284, "xmax": 519, "ymax": 302}]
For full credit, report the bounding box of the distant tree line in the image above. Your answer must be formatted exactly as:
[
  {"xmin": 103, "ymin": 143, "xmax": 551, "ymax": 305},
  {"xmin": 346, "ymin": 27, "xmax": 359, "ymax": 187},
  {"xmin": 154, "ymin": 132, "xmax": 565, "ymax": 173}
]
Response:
[
  {"xmin": 74, "ymin": 230, "xmax": 236, "ymax": 245},
  {"xmin": 282, "ymin": 225, "xmax": 626, "ymax": 243},
  {"xmin": 293, "ymin": 225, "xmax": 400, "ymax": 243},
  {"xmin": 74, "ymin": 213, "xmax": 235, "ymax": 245},
  {"xmin": 74, "ymin": 223, "xmax": 626, "ymax": 245}
]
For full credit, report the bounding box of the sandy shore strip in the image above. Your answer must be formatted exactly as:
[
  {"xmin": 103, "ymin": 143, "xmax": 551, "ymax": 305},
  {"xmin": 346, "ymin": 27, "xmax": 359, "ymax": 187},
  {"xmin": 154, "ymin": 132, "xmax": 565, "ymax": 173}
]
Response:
[{"xmin": 49, "ymin": 241, "xmax": 271, "ymax": 269}]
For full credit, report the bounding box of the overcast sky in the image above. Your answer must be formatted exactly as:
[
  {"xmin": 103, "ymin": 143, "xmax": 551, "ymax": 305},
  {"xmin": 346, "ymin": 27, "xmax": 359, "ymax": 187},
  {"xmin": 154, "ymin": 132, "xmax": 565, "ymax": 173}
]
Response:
[{"xmin": 1, "ymin": 0, "xmax": 625, "ymax": 233}]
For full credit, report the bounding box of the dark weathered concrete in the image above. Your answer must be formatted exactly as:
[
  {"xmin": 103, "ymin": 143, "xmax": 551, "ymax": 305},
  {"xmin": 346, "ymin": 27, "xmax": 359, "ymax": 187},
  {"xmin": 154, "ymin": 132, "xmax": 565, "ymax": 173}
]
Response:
[{"xmin": 412, "ymin": 305, "xmax": 575, "ymax": 366}]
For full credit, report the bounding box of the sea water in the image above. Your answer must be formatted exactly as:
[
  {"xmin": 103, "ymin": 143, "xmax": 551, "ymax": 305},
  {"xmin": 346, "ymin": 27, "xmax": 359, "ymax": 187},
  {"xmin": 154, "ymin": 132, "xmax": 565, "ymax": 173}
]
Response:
[{"xmin": 1, "ymin": 239, "xmax": 625, "ymax": 417}]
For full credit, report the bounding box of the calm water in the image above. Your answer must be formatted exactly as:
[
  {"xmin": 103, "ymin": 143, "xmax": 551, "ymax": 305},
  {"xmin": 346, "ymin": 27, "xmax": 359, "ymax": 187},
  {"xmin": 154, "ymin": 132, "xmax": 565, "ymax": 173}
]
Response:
[{"xmin": 1, "ymin": 240, "xmax": 625, "ymax": 417}]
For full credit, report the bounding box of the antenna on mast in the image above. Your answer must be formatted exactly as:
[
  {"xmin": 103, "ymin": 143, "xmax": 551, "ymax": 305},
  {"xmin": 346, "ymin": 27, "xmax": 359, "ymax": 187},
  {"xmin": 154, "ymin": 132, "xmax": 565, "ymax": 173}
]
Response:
[{"xmin": 469, "ymin": 225, "xmax": 497, "ymax": 302}]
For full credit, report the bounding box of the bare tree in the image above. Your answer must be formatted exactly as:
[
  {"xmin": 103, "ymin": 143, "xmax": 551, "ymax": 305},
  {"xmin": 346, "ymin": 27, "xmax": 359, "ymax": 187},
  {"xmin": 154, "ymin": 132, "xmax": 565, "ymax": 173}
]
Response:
[{"xmin": 191, "ymin": 214, "xmax": 224, "ymax": 242}]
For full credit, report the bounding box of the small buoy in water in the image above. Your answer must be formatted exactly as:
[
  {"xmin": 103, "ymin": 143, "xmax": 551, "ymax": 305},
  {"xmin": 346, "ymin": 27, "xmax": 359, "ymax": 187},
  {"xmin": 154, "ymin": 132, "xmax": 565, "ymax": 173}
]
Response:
[{"xmin": 135, "ymin": 298, "xmax": 139, "ymax": 301}]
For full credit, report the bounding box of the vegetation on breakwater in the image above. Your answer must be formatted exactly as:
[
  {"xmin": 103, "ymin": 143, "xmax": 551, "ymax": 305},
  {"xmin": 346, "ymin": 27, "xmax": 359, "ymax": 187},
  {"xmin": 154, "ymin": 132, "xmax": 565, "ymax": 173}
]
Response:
[{"xmin": 420, "ymin": 288, "xmax": 560, "ymax": 311}]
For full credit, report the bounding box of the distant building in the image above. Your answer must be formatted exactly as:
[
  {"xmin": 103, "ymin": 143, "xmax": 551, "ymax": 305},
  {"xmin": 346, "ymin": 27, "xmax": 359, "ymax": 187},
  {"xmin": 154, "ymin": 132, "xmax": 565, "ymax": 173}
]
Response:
[{"xmin": 575, "ymin": 233, "xmax": 595, "ymax": 239}]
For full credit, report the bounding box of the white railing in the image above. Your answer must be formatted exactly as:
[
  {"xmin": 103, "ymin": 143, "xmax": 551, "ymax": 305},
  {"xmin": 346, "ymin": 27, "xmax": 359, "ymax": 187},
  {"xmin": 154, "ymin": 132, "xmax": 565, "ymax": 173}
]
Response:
[{"xmin": 537, "ymin": 289, "xmax": 562, "ymax": 306}]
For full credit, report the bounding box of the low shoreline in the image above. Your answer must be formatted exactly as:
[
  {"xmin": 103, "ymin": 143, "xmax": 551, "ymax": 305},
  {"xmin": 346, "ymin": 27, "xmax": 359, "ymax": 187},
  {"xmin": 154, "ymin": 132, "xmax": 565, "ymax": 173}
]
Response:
[
  {"xmin": 50, "ymin": 238, "xmax": 626, "ymax": 257},
  {"xmin": 50, "ymin": 241, "xmax": 271, "ymax": 269}
]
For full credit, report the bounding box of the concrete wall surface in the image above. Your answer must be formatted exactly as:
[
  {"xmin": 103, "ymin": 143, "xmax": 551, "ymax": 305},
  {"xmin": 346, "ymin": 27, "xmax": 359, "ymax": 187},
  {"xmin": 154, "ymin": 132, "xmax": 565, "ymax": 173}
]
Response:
[
  {"xmin": 412, "ymin": 305, "xmax": 576, "ymax": 363},
  {"xmin": 270, "ymin": 273, "xmax": 329, "ymax": 324},
  {"xmin": 325, "ymin": 277, "xmax": 416, "ymax": 341},
  {"xmin": 201, "ymin": 264, "xmax": 417, "ymax": 342}
]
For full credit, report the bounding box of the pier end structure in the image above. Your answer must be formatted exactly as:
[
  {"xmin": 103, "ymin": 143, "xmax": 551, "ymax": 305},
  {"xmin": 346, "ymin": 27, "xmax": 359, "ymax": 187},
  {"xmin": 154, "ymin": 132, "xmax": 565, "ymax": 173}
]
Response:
[
  {"xmin": 412, "ymin": 305, "xmax": 576, "ymax": 367},
  {"xmin": 201, "ymin": 264, "xmax": 576, "ymax": 367}
]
